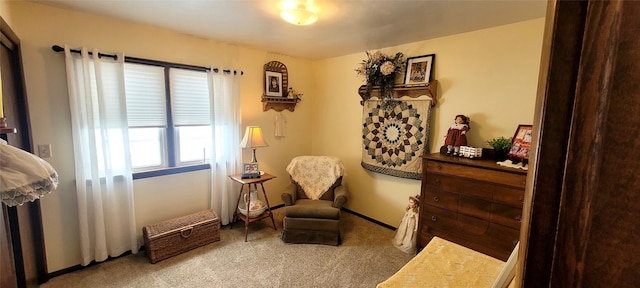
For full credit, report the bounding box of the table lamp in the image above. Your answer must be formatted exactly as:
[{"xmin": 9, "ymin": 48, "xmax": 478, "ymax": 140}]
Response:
[{"xmin": 240, "ymin": 126, "xmax": 268, "ymax": 163}]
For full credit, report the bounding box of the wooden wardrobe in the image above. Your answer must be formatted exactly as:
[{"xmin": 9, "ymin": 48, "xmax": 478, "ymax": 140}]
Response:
[{"xmin": 518, "ymin": 1, "xmax": 640, "ymax": 286}]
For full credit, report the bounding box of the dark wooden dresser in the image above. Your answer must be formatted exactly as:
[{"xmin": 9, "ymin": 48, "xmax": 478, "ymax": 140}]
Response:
[{"xmin": 417, "ymin": 153, "xmax": 527, "ymax": 261}]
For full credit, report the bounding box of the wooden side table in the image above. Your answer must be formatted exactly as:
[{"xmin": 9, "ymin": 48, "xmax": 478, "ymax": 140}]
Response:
[{"xmin": 228, "ymin": 172, "xmax": 277, "ymax": 241}]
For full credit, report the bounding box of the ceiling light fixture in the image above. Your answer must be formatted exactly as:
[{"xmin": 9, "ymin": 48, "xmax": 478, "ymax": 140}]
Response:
[{"xmin": 280, "ymin": 3, "xmax": 318, "ymax": 26}]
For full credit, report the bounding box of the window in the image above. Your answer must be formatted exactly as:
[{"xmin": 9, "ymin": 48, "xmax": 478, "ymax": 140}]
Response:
[{"xmin": 123, "ymin": 62, "xmax": 212, "ymax": 173}]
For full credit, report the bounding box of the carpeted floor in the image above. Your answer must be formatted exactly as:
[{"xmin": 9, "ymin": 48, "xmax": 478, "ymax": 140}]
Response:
[{"xmin": 40, "ymin": 208, "xmax": 414, "ymax": 288}]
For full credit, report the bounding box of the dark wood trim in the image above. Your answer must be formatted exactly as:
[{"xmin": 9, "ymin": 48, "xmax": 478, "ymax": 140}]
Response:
[
  {"xmin": 274, "ymin": 205, "xmax": 396, "ymax": 231},
  {"xmin": 518, "ymin": 0, "xmax": 587, "ymax": 285},
  {"xmin": 1, "ymin": 17, "xmax": 32, "ymax": 151},
  {"xmin": 6, "ymin": 207, "xmax": 26, "ymax": 288},
  {"xmin": 522, "ymin": 0, "xmax": 640, "ymax": 286},
  {"xmin": 343, "ymin": 208, "xmax": 396, "ymax": 231},
  {"xmin": 551, "ymin": 1, "xmax": 640, "ymax": 286},
  {"xmin": 48, "ymin": 250, "xmax": 134, "ymax": 278},
  {"xmin": 28, "ymin": 201, "xmax": 49, "ymax": 283},
  {"xmin": 2, "ymin": 15, "xmax": 49, "ymax": 286},
  {"xmin": 45, "ymin": 204, "xmax": 401, "ymax": 280}
]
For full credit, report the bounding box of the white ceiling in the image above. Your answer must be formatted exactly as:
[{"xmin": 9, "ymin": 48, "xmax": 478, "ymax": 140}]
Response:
[{"xmin": 30, "ymin": 0, "xmax": 547, "ymax": 60}]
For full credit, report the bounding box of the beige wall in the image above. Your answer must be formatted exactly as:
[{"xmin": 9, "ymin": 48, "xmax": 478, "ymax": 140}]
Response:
[
  {"xmin": 5, "ymin": 0, "xmax": 545, "ymax": 274},
  {"xmin": 0, "ymin": 2, "xmax": 9, "ymax": 24},
  {"xmin": 312, "ymin": 18, "xmax": 545, "ymax": 227},
  {"xmin": 6, "ymin": 1, "xmax": 313, "ymax": 272}
]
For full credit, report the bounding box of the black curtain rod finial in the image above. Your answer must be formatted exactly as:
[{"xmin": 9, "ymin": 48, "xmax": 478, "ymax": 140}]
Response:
[{"xmin": 51, "ymin": 44, "xmax": 117, "ymax": 60}]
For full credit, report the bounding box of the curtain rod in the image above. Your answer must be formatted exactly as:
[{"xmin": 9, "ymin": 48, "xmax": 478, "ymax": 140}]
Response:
[{"xmin": 51, "ymin": 45, "xmax": 243, "ymax": 75}]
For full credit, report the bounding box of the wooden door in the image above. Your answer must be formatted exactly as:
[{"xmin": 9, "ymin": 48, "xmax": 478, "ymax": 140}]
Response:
[
  {"xmin": 519, "ymin": 1, "xmax": 640, "ymax": 286},
  {"xmin": 1, "ymin": 16, "xmax": 48, "ymax": 287}
]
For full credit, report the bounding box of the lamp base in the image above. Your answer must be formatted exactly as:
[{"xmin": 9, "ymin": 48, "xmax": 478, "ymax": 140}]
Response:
[{"xmin": 250, "ymin": 148, "xmax": 258, "ymax": 163}]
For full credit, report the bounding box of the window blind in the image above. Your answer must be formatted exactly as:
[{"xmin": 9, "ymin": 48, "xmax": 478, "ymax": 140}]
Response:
[
  {"xmin": 72, "ymin": 59, "xmax": 128, "ymax": 128},
  {"xmin": 124, "ymin": 63, "xmax": 167, "ymax": 127},
  {"xmin": 170, "ymin": 68, "xmax": 211, "ymax": 126}
]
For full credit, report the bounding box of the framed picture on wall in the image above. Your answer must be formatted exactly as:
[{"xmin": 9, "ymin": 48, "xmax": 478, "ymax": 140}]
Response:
[
  {"xmin": 508, "ymin": 124, "xmax": 533, "ymax": 161},
  {"xmin": 265, "ymin": 71, "xmax": 283, "ymax": 97},
  {"xmin": 404, "ymin": 54, "xmax": 435, "ymax": 85}
]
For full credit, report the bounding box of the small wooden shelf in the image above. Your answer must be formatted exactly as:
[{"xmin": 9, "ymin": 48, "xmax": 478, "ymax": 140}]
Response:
[
  {"xmin": 262, "ymin": 96, "xmax": 299, "ymax": 112},
  {"xmin": 358, "ymin": 80, "xmax": 438, "ymax": 106}
]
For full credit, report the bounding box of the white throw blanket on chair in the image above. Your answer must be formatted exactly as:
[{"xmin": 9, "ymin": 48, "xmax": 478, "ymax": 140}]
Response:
[{"xmin": 286, "ymin": 156, "xmax": 345, "ymax": 200}]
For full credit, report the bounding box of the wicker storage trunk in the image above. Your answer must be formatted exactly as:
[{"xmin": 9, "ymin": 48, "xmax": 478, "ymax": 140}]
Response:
[{"xmin": 142, "ymin": 209, "xmax": 220, "ymax": 264}]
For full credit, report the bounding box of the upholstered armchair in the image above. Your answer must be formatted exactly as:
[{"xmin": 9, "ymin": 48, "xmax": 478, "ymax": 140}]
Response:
[{"xmin": 281, "ymin": 156, "xmax": 348, "ymax": 245}]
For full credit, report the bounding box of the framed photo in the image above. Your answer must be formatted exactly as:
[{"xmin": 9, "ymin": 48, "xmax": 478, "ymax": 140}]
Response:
[
  {"xmin": 404, "ymin": 54, "xmax": 435, "ymax": 85},
  {"xmin": 508, "ymin": 124, "xmax": 533, "ymax": 161},
  {"xmin": 265, "ymin": 71, "xmax": 283, "ymax": 97},
  {"xmin": 241, "ymin": 163, "xmax": 261, "ymax": 179}
]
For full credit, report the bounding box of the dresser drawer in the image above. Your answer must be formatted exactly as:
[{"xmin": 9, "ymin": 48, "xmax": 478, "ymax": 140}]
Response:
[
  {"xmin": 426, "ymin": 160, "xmax": 526, "ymax": 189},
  {"xmin": 424, "ymin": 190, "xmax": 523, "ymax": 229},
  {"xmin": 491, "ymin": 203, "xmax": 523, "ymax": 230},
  {"xmin": 423, "ymin": 204, "xmax": 491, "ymax": 236},
  {"xmin": 423, "ymin": 205, "xmax": 520, "ymax": 259},
  {"xmin": 425, "ymin": 172, "xmax": 525, "ymax": 208},
  {"xmin": 419, "ymin": 154, "xmax": 524, "ymax": 261},
  {"xmin": 423, "ymin": 188, "xmax": 459, "ymax": 211}
]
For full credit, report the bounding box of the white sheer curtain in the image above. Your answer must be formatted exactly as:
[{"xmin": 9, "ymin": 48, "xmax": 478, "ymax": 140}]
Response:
[
  {"xmin": 208, "ymin": 70, "xmax": 242, "ymax": 225},
  {"xmin": 64, "ymin": 45, "xmax": 139, "ymax": 265}
]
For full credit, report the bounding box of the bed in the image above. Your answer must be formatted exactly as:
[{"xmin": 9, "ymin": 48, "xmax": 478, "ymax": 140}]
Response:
[{"xmin": 377, "ymin": 237, "xmax": 517, "ymax": 288}]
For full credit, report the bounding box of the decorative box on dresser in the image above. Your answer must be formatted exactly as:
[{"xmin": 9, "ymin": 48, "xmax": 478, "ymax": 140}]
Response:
[{"xmin": 417, "ymin": 153, "xmax": 527, "ymax": 261}]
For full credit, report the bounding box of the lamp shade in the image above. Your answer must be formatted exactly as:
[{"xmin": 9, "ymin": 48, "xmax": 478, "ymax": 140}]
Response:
[
  {"xmin": 1, "ymin": 139, "xmax": 58, "ymax": 207},
  {"xmin": 240, "ymin": 126, "xmax": 268, "ymax": 149},
  {"xmin": 280, "ymin": 3, "xmax": 318, "ymax": 26}
]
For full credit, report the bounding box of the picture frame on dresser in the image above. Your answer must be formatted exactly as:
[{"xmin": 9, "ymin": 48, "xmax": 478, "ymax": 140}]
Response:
[
  {"xmin": 404, "ymin": 54, "xmax": 435, "ymax": 85},
  {"xmin": 241, "ymin": 163, "xmax": 260, "ymax": 179},
  {"xmin": 508, "ymin": 124, "xmax": 533, "ymax": 162}
]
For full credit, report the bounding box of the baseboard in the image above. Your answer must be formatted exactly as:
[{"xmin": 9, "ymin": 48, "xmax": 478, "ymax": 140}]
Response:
[
  {"xmin": 275, "ymin": 204, "xmax": 396, "ymax": 231},
  {"xmin": 48, "ymin": 250, "xmax": 135, "ymax": 278},
  {"xmin": 49, "ymin": 206, "xmax": 287, "ymax": 279},
  {"xmin": 48, "ymin": 204, "xmax": 394, "ymax": 280},
  {"xmin": 270, "ymin": 203, "xmax": 285, "ymax": 210},
  {"xmin": 342, "ymin": 208, "xmax": 397, "ymax": 231}
]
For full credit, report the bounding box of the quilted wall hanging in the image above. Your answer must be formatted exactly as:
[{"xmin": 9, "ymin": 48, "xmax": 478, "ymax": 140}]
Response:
[{"xmin": 361, "ymin": 99, "xmax": 432, "ymax": 179}]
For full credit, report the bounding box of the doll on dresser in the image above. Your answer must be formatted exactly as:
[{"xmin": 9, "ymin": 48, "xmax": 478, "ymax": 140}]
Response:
[{"xmin": 444, "ymin": 114, "xmax": 470, "ymax": 156}]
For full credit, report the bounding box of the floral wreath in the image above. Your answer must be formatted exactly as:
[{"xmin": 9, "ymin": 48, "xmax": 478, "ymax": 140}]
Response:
[{"xmin": 355, "ymin": 51, "xmax": 405, "ymax": 100}]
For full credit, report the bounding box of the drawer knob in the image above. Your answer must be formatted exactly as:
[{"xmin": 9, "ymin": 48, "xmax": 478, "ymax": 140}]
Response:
[
  {"xmin": 431, "ymin": 216, "xmax": 437, "ymax": 221},
  {"xmin": 515, "ymin": 215, "xmax": 522, "ymax": 222},
  {"xmin": 433, "ymin": 196, "xmax": 440, "ymax": 202},
  {"xmin": 434, "ymin": 179, "xmax": 441, "ymax": 185}
]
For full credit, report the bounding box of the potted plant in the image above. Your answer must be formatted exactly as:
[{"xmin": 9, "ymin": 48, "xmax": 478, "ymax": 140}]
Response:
[{"xmin": 487, "ymin": 136, "xmax": 512, "ymax": 161}]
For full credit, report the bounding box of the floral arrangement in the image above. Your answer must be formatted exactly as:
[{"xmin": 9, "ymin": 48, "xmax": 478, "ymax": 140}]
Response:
[{"xmin": 356, "ymin": 51, "xmax": 406, "ymax": 100}]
